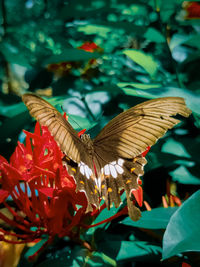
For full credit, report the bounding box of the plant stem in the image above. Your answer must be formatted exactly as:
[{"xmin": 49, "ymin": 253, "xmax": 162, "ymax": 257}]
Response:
[
  {"xmin": 1, "ymin": 0, "xmax": 7, "ymax": 37},
  {"xmin": 81, "ymin": 96, "xmax": 96, "ymax": 122},
  {"xmin": 1, "ymin": 0, "xmax": 13, "ymax": 93},
  {"xmin": 155, "ymin": 3, "xmax": 184, "ymax": 88}
]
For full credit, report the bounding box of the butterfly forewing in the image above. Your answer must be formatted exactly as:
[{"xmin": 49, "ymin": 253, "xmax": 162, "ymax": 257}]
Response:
[
  {"xmin": 94, "ymin": 97, "xmax": 192, "ymax": 159},
  {"xmin": 22, "ymin": 94, "xmax": 84, "ymax": 163}
]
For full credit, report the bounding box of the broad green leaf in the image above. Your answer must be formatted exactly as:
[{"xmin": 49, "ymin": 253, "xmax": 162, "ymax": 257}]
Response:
[
  {"xmin": 117, "ymin": 82, "xmax": 161, "ymax": 90},
  {"xmin": 78, "ymin": 24, "xmax": 111, "ymax": 38},
  {"xmin": 0, "ymin": 102, "xmax": 27, "ymax": 118},
  {"xmin": 170, "ymin": 166, "xmax": 200, "ymax": 185},
  {"xmin": 0, "ymin": 43, "xmax": 30, "ymax": 67},
  {"xmin": 144, "ymin": 27, "xmax": 165, "ymax": 43},
  {"xmin": 184, "ymin": 34, "xmax": 200, "ymax": 49},
  {"xmin": 94, "ymin": 22, "xmax": 146, "ymax": 35},
  {"xmin": 169, "ymin": 33, "xmax": 191, "ymax": 50},
  {"xmin": 42, "ymin": 48, "xmax": 100, "ymax": 65},
  {"xmin": 162, "ymin": 138, "xmax": 191, "ymax": 158},
  {"xmin": 121, "ymin": 207, "xmax": 178, "ymax": 229},
  {"xmin": 163, "ymin": 190, "xmax": 200, "ymax": 260},
  {"xmin": 36, "ymin": 247, "xmax": 116, "ymax": 267},
  {"xmin": 98, "ymin": 240, "xmax": 162, "ymax": 262},
  {"xmin": 123, "ymin": 49, "xmax": 158, "ymax": 78},
  {"xmin": 160, "ymin": 0, "xmax": 177, "ymax": 22}
]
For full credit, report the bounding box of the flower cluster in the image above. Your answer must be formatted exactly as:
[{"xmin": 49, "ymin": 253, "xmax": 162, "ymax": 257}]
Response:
[
  {"xmin": 0, "ymin": 122, "xmax": 96, "ymax": 258},
  {"xmin": 183, "ymin": 2, "xmax": 200, "ymax": 19},
  {"xmin": 0, "ymin": 122, "xmax": 135, "ymax": 260}
]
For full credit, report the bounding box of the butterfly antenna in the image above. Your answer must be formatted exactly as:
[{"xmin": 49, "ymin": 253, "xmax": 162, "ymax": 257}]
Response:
[{"xmin": 61, "ymin": 106, "xmax": 83, "ymax": 130}]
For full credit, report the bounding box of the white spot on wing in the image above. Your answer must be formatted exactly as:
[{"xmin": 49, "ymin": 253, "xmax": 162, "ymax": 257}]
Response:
[
  {"xmin": 115, "ymin": 164, "xmax": 123, "ymax": 174},
  {"xmin": 118, "ymin": 158, "xmax": 124, "ymax": 166},
  {"xmin": 85, "ymin": 166, "xmax": 90, "ymax": 179},
  {"xmin": 110, "ymin": 164, "xmax": 117, "ymax": 178},
  {"xmin": 104, "ymin": 164, "xmax": 110, "ymax": 175},
  {"xmin": 80, "ymin": 165, "xmax": 85, "ymax": 175},
  {"xmin": 78, "ymin": 161, "xmax": 93, "ymax": 179},
  {"xmin": 102, "ymin": 159, "xmax": 124, "ymax": 178}
]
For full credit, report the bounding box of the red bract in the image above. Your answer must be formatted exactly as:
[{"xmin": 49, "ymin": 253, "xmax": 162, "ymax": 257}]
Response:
[
  {"xmin": 0, "ymin": 122, "xmax": 100, "ymax": 259},
  {"xmin": 78, "ymin": 41, "xmax": 100, "ymax": 52},
  {"xmin": 184, "ymin": 2, "xmax": 200, "ymax": 19}
]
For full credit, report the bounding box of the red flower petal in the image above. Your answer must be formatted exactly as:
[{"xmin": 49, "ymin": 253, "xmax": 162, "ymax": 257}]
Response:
[
  {"xmin": 0, "ymin": 189, "xmax": 9, "ymax": 203},
  {"xmin": 182, "ymin": 262, "xmax": 191, "ymax": 267},
  {"xmin": 39, "ymin": 187, "xmax": 55, "ymax": 198},
  {"xmin": 131, "ymin": 186, "xmax": 143, "ymax": 207}
]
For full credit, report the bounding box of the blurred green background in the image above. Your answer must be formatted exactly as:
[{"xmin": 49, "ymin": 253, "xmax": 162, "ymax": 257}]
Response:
[{"xmin": 0, "ymin": 0, "xmax": 200, "ymax": 266}]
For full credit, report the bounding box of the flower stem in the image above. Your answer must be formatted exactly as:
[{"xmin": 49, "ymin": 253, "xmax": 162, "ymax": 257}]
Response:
[
  {"xmin": 81, "ymin": 96, "xmax": 96, "ymax": 122},
  {"xmin": 81, "ymin": 206, "xmax": 128, "ymax": 229},
  {"xmin": 155, "ymin": 4, "xmax": 184, "ymax": 88}
]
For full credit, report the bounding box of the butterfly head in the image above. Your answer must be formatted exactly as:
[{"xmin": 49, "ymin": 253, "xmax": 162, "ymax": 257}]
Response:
[
  {"xmin": 80, "ymin": 133, "xmax": 91, "ymax": 143},
  {"xmin": 80, "ymin": 134, "xmax": 94, "ymax": 153}
]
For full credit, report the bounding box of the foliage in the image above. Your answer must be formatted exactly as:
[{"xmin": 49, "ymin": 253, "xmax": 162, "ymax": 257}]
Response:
[{"xmin": 0, "ymin": 0, "xmax": 200, "ymax": 266}]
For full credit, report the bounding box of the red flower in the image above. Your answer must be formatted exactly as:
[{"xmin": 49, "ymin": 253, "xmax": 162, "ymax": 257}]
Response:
[
  {"xmin": 78, "ymin": 42, "xmax": 100, "ymax": 53},
  {"xmin": 183, "ymin": 2, "xmax": 200, "ymax": 19},
  {"xmin": 0, "ymin": 122, "xmax": 130, "ymax": 260},
  {"xmin": 0, "ymin": 123, "xmax": 95, "ymax": 258}
]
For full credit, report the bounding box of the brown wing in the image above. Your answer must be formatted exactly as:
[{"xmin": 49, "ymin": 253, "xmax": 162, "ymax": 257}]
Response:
[
  {"xmin": 94, "ymin": 97, "xmax": 191, "ymax": 160},
  {"xmin": 22, "ymin": 93, "xmax": 84, "ymax": 163},
  {"xmin": 98, "ymin": 155, "xmax": 147, "ymax": 221}
]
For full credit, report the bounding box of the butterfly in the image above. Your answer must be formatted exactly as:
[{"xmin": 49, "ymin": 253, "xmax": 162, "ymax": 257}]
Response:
[{"xmin": 22, "ymin": 94, "xmax": 191, "ymax": 221}]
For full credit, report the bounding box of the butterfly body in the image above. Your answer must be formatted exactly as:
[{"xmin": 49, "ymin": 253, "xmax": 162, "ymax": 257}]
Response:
[{"xmin": 22, "ymin": 94, "xmax": 191, "ymax": 220}]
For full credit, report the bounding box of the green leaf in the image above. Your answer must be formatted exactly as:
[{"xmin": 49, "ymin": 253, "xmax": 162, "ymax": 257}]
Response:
[
  {"xmin": 25, "ymin": 237, "xmax": 49, "ymax": 259},
  {"xmin": 0, "ymin": 102, "xmax": 27, "ymax": 118},
  {"xmin": 0, "ymin": 42, "xmax": 30, "ymax": 67},
  {"xmin": 98, "ymin": 240, "xmax": 162, "ymax": 263},
  {"xmin": 144, "ymin": 27, "xmax": 165, "ymax": 43},
  {"xmin": 170, "ymin": 166, "xmax": 200, "ymax": 185},
  {"xmin": 162, "ymin": 138, "xmax": 191, "ymax": 158},
  {"xmin": 123, "ymin": 49, "xmax": 158, "ymax": 78},
  {"xmin": 117, "ymin": 82, "xmax": 161, "ymax": 90},
  {"xmin": 94, "ymin": 22, "xmax": 146, "ymax": 35},
  {"xmin": 163, "ymin": 190, "xmax": 200, "ymax": 260},
  {"xmin": 36, "ymin": 246, "xmax": 116, "ymax": 267},
  {"xmin": 78, "ymin": 24, "xmax": 112, "ymax": 38},
  {"xmin": 121, "ymin": 207, "xmax": 178, "ymax": 229},
  {"xmin": 42, "ymin": 48, "xmax": 100, "ymax": 65},
  {"xmin": 182, "ymin": 34, "xmax": 200, "ymax": 49}
]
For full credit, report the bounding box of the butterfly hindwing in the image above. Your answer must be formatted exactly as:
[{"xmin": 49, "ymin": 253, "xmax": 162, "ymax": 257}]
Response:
[
  {"xmin": 98, "ymin": 155, "xmax": 147, "ymax": 220},
  {"xmin": 63, "ymin": 156, "xmax": 100, "ymax": 212}
]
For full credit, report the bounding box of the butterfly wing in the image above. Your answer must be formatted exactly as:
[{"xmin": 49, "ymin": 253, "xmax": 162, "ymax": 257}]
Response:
[
  {"xmin": 93, "ymin": 97, "xmax": 191, "ymax": 220},
  {"xmin": 93, "ymin": 153, "xmax": 147, "ymax": 220},
  {"xmin": 22, "ymin": 93, "xmax": 84, "ymax": 163},
  {"xmin": 94, "ymin": 97, "xmax": 191, "ymax": 159}
]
